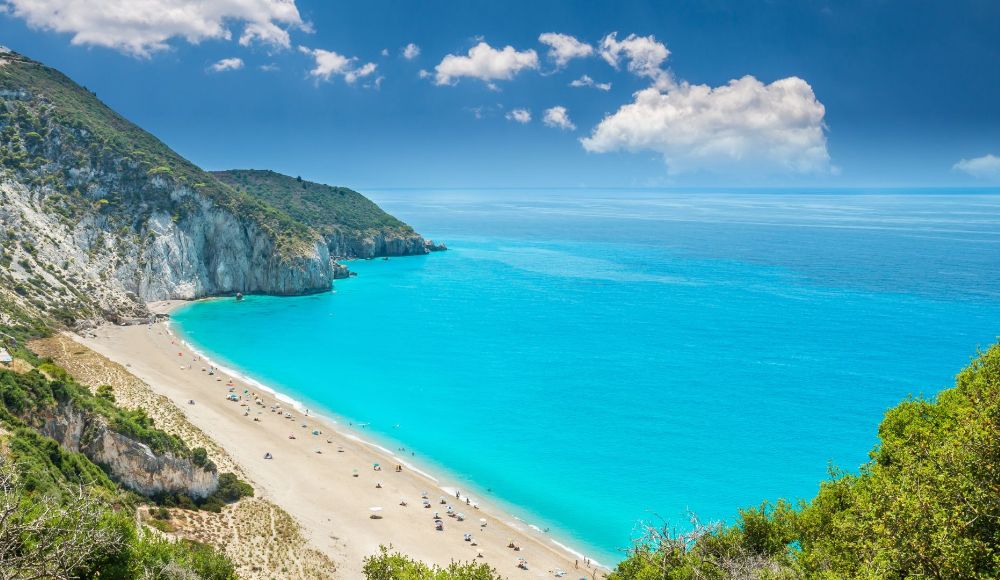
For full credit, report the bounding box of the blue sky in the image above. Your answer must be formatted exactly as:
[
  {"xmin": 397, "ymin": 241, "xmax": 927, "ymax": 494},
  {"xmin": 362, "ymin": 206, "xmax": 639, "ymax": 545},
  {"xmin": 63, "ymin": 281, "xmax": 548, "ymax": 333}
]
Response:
[{"xmin": 2, "ymin": 0, "xmax": 999, "ymax": 189}]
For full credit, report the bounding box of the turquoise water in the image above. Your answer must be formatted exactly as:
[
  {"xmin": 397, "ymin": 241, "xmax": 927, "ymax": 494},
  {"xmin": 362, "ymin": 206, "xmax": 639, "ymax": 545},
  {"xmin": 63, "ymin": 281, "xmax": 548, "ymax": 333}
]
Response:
[{"xmin": 172, "ymin": 191, "xmax": 1000, "ymax": 563}]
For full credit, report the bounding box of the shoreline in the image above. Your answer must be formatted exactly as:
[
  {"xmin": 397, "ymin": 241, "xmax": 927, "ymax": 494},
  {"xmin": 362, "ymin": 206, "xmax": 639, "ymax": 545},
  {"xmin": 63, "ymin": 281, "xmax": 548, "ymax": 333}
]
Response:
[{"xmin": 87, "ymin": 299, "xmax": 609, "ymax": 577}]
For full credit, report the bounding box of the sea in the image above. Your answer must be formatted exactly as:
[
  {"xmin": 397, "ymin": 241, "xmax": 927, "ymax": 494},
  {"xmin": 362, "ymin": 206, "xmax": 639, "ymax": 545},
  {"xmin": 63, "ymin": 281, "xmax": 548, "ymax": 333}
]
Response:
[{"xmin": 170, "ymin": 189, "xmax": 1000, "ymax": 564}]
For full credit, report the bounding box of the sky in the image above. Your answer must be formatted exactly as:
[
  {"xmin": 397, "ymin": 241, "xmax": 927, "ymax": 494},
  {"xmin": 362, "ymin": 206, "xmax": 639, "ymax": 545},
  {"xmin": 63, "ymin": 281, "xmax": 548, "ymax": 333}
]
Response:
[{"xmin": 1, "ymin": 0, "xmax": 999, "ymax": 189}]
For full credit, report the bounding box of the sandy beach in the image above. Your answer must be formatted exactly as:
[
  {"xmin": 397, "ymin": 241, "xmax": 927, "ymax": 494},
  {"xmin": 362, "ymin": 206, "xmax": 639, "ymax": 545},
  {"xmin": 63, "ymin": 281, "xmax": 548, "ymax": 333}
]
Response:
[{"xmin": 71, "ymin": 300, "xmax": 606, "ymax": 579}]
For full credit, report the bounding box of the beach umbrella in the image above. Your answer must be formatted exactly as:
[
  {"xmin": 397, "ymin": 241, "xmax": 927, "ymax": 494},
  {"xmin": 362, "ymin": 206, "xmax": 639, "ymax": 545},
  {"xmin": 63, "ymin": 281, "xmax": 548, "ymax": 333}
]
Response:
[
  {"xmin": 369, "ymin": 506, "xmax": 383, "ymax": 512},
  {"xmin": 480, "ymin": 518, "xmax": 488, "ymax": 527}
]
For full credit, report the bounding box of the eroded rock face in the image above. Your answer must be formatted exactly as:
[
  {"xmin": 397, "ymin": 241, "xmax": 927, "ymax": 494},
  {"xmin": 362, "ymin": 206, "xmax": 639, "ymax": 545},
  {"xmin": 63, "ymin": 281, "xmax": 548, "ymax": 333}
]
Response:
[
  {"xmin": 124, "ymin": 200, "xmax": 333, "ymax": 301},
  {"xmin": 38, "ymin": 402, "xmax": 217, "ymax": 498},
  {"xmin": 0, "ymin": 178, "xmax": 333, "ymax": 326},
  {"xmin": 325, "ymin": 230, "xmax": 435, "ymax": 259}
]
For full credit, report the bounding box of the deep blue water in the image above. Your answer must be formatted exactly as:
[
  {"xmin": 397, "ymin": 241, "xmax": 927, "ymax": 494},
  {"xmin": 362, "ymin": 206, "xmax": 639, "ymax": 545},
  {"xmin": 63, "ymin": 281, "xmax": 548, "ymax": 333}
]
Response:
[{"xmin": 172, "ymin": 191, "xmax": 1000, "ymax": 563}]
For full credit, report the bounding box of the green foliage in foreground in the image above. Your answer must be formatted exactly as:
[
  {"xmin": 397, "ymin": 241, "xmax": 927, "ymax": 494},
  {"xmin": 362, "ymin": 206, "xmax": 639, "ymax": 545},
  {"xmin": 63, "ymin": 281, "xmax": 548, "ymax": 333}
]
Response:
[
  {"xmin": 363, "ymin": 546, "xmax": 503, "ymax": 580},
  {"xmin": 1, "ymin": 437, "xmax": 236, "ymax": 579},
  {"xmin": 611, "ymin": 342, "xmax": 1000, "ymax": 579},
  {"xmin": 0, "ymin": 360, "xmax": 242, "ymax": 577},
  {"xmin": 214, "ymin": 169, "xmax": 414, "ymax": 236}
]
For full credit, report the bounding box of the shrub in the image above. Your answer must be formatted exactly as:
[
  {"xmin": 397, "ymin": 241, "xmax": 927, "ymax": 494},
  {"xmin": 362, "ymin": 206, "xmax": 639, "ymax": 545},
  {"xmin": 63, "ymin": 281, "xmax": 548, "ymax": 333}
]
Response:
[
  {"xmin": 363, "ymin": 545, "xmax": 503, "ymax": 579},
  {"xmin": 96, "ymin": 384, "xmax": 115, "ymax": 402},
  {"xmin": 191, "ymin": 447, "xmax": 208, "ymax": 467}
]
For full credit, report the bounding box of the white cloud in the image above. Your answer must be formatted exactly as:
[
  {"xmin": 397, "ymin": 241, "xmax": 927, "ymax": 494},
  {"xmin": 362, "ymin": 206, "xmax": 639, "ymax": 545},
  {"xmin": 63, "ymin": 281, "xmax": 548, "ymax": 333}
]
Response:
[
  {"xmin": 299, "ymin": 46, "xmax": 377, "ymax": 84},
  {"xmin": 581, "ymin": 76, "xmax": 830, "ymax": 175},
  {"xmin": 259, "ymin": 63, "xmax": 279, "ymax": 72},
  {"xmin": 953, "ymin": 154, "xmax": 1000, "ymax": 180},
  {"xmin": 434, "ymin": 41, "xmax": 538, "ymax": 86},
  {"xmin": 345, "ymin": 61, "xmax": 377, "ymax": 84},
  {"xmin": 506, "ymin": 108, "xmax": 531, "ymax": 123},
  {"xmin": 599, "ymin": 32, "xmax": 672, "ymax": 88},
  {"xmin": 3, "ymin": 0, "xmax": 306, "ymax": 57},
  {"xmin": 418, "ymin": 69, "xmax": 431, "ymax": 79},
  {"xmin": 380, "ymin": 48, "xmax": 389, "ymax": 57},
  {"xmin": 209, "ymin": 57, "xmax": 244, "ymax": 72},
  {"xmin": 569, "ymin": 74, "xmax": 611, "ymax": 91},
  {"xmin": 402, "ymin": 42, "xmax": 420, "ymax": 60},
  {"xmin": 543, "ymin": 106, "xmax": 575, "ymax": 130},
  {"xmin": 538, "ymin": 32, "xmax": 592, "ymax": 67}
]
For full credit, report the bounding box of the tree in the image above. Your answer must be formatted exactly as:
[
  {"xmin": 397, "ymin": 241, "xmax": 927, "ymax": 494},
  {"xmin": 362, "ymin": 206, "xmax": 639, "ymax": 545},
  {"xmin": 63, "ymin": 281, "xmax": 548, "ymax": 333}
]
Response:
[{"xmin": 0, "ymin": 458, "xmax": 126, "ymax": 579}]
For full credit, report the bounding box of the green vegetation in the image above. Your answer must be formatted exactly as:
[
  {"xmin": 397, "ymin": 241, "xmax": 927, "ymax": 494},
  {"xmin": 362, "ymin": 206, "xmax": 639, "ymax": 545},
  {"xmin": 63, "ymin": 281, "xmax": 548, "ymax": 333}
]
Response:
[
  {"xmin": 214, "ymin": 169, "xmax": 414, "ymax": 236},
  {"xmin": 610, "ymin": 342, "xmax": 1000, "ymax": 579},
  {"xmin": 4, "ymin": 363, "xmax": 188, "ymax": 455},
  {"xmin": 0, "ymin": 362, "xmax": 243, "ymax": 577},
  {"xmin": 0, "ymin": 364, "xmax": 252, "ymax": 504},
  {"xmin": 363, "ymin": 546, "xmax": 503, "ymax": 579},
  {"xmin": 0, "ymin": 432, "xmax": 235, "ymax": 578}
]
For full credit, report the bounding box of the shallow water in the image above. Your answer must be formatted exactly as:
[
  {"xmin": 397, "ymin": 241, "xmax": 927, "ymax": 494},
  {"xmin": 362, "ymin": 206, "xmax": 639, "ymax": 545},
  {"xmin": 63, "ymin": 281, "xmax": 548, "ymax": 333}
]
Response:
[{"xmin": 172, "ymin": 190, "xmax": 1000, "ymax": 563}]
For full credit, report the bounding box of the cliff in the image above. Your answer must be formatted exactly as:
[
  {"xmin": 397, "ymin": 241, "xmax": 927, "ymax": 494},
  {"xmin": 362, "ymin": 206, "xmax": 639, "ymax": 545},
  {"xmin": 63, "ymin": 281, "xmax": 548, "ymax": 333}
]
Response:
[
  {"xmin": 213, "ymin": 169, "xmax": 446, "ymax": 260},
  {"xmin": 39, "ymin": 401, "xmax": 218, "ymax": 498},
  {"xmin": 0, "ymin": 51, "xmax": 435, "ymax": 329}
]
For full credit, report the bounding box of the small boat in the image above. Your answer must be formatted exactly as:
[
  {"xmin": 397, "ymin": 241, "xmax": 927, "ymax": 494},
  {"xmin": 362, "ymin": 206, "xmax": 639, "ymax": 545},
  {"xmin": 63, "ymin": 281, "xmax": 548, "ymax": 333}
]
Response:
[{"xmin": 235, "ymin": 292, "xmax": 244, "ymax": 301}]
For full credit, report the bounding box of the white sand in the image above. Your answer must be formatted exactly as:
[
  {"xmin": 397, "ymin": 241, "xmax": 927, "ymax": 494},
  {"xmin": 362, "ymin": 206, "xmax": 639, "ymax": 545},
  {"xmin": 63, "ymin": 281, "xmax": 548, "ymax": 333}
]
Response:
[{"xmin": 75, "ymin": 301, "xmax": 607, "ymax": 579}]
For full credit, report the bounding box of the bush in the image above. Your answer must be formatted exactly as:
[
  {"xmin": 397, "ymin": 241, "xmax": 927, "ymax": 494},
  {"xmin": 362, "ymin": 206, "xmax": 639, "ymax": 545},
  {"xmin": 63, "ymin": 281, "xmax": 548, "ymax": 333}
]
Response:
[
  {"xmin": 363, "ymin": 545, "xmax": 502, "ymax": 579},
  {"xmin": 212, "ymin": 472, "xmax": 253, "ymax": 503},
  {"xmin": 191, "ymin": 447, "xmax": 208, "ymax": 467},
  {"xmin": 128, "ymin": 534, "xmax": 236, "ymax": 579},
  {"xmin": 96, "ymin": 384, "xmax": 115, "ymax": 402}
]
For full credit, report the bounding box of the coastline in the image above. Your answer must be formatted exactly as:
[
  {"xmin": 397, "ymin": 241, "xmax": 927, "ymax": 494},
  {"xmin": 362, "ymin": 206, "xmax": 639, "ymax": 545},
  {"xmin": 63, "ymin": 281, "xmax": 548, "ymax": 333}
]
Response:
[{"xmin": 80, "ymin": 299, "xmax": 608, "ymax": 578}]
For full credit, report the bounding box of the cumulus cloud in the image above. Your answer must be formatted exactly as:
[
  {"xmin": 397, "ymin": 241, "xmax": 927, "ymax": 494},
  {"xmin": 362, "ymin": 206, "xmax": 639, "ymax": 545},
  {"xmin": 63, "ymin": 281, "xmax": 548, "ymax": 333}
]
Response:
[
  {"xmin": 299, "ymin": 46, "xmax": 377, "ymax": 84},
  {"xmin": 345, "ymin": 61, "xmax": 377, "ymax": 83},
  {"xmin": 3, "ymin": 0, "xmax": 306, "ymax": 57},
  {"xmin": 543, "ymin": 106, "xmax": 575, "ymax": 130},
  {"xmin": 569, "ymin": 74, "xmax": 611, "ymax": 91},
  {"xmin": 433, "ymin": 41, "xmax": 538, "ymax": 86},
  {"xmin": 402, "ymin": 42, "xmax": 420, "ymax": 60},
  {"xmin": 582, "ymin": 76, "xmax": 830, "ymax": 175},
  {"xmin": 538, "ymin": 32, "xmax": 592, "ymax": 67},
  {"xmin": 506, "ymin": 108, "xmax": 531, "ymax": 123},
  {"xmin": 599, "ymin": 32, "xmax": 672, "ymax": 88},
  {"xmin": 209, "ymin": 57, "xmax": 244, "ymax": 72},
  {"xmin": 953, "ymin": 154, "xmax": 1000, "ymax": 180}
]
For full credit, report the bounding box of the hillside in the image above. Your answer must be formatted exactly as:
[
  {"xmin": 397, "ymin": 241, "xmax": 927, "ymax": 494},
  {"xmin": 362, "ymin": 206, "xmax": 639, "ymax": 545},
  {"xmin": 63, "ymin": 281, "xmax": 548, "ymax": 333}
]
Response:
[
  {"xmin": 214, "ymin": 169, "xmax": 445, "ymax": 259},
  {"xmin": 0, "ymin": 50, "xmax": 437, "ymax": 331}
]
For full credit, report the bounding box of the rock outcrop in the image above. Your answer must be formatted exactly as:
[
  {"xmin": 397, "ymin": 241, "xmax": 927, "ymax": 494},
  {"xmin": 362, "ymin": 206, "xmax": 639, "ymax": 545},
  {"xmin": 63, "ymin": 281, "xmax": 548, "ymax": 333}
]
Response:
[
  {"xmin": 38, "ymin": 402, "xmax": 217, "ymax": 498},
  {"xmin": 325, "ymin": 231, "xmax": 446, "ymax": 260}
]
